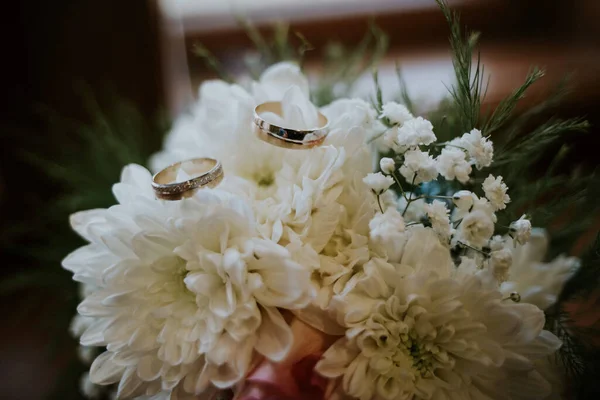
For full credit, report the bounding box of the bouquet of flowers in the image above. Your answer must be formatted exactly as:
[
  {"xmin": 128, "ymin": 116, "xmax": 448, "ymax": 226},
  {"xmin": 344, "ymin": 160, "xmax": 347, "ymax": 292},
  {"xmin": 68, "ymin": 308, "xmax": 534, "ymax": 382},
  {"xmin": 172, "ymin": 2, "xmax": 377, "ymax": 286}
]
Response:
[{"xmin": 62, "ymin": 1, "xmax": 598, "ymax": 399}]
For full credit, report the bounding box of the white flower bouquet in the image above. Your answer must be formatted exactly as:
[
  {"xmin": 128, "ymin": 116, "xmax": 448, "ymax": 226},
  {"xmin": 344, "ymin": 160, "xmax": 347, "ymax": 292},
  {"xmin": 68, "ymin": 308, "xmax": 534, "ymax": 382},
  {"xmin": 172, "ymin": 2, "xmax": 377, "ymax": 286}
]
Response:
[{"xmin": 62, "ymin": 1, "xmax": 597, "ymax": 399}]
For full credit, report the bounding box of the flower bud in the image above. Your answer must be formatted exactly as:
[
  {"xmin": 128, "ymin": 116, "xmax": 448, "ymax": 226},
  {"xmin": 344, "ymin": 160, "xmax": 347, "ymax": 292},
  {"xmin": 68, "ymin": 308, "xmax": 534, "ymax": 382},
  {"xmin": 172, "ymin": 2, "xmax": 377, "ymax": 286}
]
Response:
[{"xmin": 379, "ymin": 157, "xmax": 396, "ymax": 175}]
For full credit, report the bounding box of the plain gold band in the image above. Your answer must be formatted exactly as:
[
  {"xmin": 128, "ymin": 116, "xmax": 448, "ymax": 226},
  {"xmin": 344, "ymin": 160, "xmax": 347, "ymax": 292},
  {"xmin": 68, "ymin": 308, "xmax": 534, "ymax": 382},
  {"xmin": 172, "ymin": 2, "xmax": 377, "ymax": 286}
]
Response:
[{"xmin": 151, "ymin": 158, "xmax": 223, "ymax": 200}]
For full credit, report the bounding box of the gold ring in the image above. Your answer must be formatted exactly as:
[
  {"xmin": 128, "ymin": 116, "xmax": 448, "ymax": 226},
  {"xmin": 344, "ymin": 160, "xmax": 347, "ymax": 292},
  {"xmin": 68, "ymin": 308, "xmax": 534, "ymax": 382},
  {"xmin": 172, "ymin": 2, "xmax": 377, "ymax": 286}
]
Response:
[
  {"xmin": 253, "ymin": 101, "xmax": 329, "ymax": 149},
  {"xmin": 151, "ymin": 158, "xmax": 224, "ymax": 200}
]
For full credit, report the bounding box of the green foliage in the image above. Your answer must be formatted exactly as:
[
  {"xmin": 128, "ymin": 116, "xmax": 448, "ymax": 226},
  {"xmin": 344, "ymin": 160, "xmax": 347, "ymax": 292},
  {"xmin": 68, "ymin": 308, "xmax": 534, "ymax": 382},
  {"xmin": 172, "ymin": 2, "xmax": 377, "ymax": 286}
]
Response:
[
  {"xmin": 312, "ymin": 21, "xmax": 389, "ymax": 106},
  {"xmin": 395, "ymin": 62, "xmax": 415, "ymax": 114},
  {"xmin": 192, "ymin": 44, "xmax": 234, "ymax": 83},
  {"xmin": 545, "ymin": 235, "xmax": 600, "ymax": 398},
  {"xmin": 432, "ymin": 3, "xmax": 598, "ymax": 395},
  {"xmin": 435, "ymin": 0, "xmax": 486, "ymax": 133},
  {"xmin": 194, "ymin": 20, "xmax": 316, "ymax": 81},
  {"xmin": 483, "ymin": 68, "xmax": 545, "ymax": 135},
  {"xmin": 193, "ymin": 19, "xmax": 388, "ymax": 107}
]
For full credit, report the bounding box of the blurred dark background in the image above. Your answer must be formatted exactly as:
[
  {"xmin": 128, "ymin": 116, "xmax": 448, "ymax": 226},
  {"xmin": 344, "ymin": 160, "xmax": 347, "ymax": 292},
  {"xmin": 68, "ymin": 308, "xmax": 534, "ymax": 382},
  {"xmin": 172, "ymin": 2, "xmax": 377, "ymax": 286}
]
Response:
[{"xmin": 2, "ymin": 0, "xmax": 600, "ymax": 399}]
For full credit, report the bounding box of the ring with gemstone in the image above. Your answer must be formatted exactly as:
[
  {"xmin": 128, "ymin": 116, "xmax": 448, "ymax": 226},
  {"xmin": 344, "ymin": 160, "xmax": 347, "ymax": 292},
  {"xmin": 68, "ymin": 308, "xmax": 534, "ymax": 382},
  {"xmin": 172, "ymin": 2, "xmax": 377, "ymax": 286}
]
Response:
[
  {"xmin": 252, "ymin": 101, "xmax": 329, "ymax": 149},
  {"xmin": 151, "ymin": 158, "xmax": 224, "ymax": 200}
]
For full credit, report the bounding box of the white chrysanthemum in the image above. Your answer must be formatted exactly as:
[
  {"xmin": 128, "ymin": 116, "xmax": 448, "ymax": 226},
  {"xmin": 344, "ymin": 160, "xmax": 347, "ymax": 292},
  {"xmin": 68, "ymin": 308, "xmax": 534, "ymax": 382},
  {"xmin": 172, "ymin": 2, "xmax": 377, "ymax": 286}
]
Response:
[
  {"xmin": 251, "ymin": 62, "xmax": 310, "ymax": 104},
  {"xmin": 317, "ymin": 227, "xmax": 561, "ymax": 400},
  {"xmin": 369, "ymin": 208, "xmax": 407, "ymax": 263},
  {"xmin": 322, "ymin": 98, "xmax": 382, "ymax": 140},
  {"xmin": 458, "ymin": 209, "xmax": 495, "ymax": 247},
  {"xmin": 363, "ymin": 172, "xmax": 394, "ymax": 195},
  {"xmin": 380, "ymin": 101, "xmax": 413, "ymax": 125},
  {"xmin": 62, "ymin": 165, "xmax": 314, "ymax": 398},
  {"xmin": 379, "ymin": 157, "xmax": 395, "ymax": 175},
  {"xmin": 399, "ymin": 149, "xmax": 437, "ymax": 184},
  {"xmin": 483, "ymin": 174, "xmax": 510, "ymax": 211},
  {"xmin": 151, "ymin": 62, "xmax": 320, "ymax": 197},
  {"xmin": 424, "ymin": 200, "xmax": 452, "ymax": 240},
  {"xmin": 396, "ymin": 117, "xmax": 436, "ymax": 148},
  {"xmin": 436, "ymin": 146, "xmax": 472, "ymax": 184},
  {"xmin": 456, "ymin": 128, "xmax": 494, "ymax": 169},
  {"xmin": 501, "ymin": 229, "xmax": 580, "ymax": 310},
  {"xmin": 153, "ymin": 63, "xmax": 376, "ymax": 254},
  {"xmin": 510, "ymin": 215, "xmax": 532, "ymax": 245},
  {"xmin": 310, "ymin": 176, "xmax": 375, "ymax": 311}
]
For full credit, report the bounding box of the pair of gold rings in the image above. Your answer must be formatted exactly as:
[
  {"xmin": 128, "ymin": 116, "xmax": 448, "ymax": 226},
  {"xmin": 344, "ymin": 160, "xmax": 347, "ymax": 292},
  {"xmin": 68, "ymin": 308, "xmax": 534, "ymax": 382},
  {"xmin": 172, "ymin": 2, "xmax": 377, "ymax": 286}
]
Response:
[{"xmin": 151, "ymin": 101, "xmax": 329, "ymax": 200}]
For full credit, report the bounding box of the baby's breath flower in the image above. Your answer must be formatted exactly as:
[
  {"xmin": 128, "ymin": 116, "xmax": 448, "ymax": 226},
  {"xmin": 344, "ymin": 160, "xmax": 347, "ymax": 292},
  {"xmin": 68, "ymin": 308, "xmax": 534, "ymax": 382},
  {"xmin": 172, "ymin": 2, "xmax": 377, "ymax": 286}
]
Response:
[
  {"xmin": 424, "ymin": 200, "xmax": 452, "ymax": 240},
  {"xmin": 363, "ymin": 172, "xmax": 394, "ymax": 195},
  {"xmin": 459, "ymin": 209, "xmax": 495, "ymax": 247},
  {"xmin": 510, "ymin": 215, "xmax": 532, "ymax": 245},
  {"xmin": 483, "ymin": 174, "xmax": 510, "ymax": 210},
  {"xmin": 379, "ymin": 157, "xmax": 396, "ymax": 175},
  {"xmin": 396, "ymin": 117, "xmax": 436, "ymax": 148},
  {"xmin": 457, "ymin": 128, "xmax": 494, "ymax": 169},
  {"xmin": 380, "ymin": 101, "xmax": 413, "ymax": 125},
  {"xmin": 489, "ymin": 248, "xmax": 513, "ymax": 282},
  {"xmin": 399, "ymin": 149, "xmax": 438, "ymax": 184},
  {"xmin": 436, "ymin": 146, "xmax": 472, "ymax": 183}
]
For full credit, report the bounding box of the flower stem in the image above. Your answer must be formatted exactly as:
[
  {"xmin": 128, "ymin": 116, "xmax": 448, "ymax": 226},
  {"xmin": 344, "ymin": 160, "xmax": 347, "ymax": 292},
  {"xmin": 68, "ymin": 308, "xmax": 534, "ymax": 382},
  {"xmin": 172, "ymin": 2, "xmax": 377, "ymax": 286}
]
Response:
[
  {"xmin": 432, "ymin": 142, "xmax": 468, "ymax": 152},
  {"xmin": 457, "ymin": 241, "xmax": 490, "ymax": 257},
  {"xmin": 376, "ymin": 194, "xmax": 384, "ymax": 213},
  {"xmin": 402, "ymin": 175, "xmax": 418, "ymax": 217},
  {"xmin": 391, "ymin": 171, "xmax": 408, "ymax": 201}
]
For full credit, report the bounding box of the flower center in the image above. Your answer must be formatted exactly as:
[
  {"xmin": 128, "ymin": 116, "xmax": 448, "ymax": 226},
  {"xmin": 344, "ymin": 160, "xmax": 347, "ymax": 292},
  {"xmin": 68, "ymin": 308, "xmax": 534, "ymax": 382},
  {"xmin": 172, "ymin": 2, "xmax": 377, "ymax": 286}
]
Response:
[{"xmin": 401, "ymin": 331, "xmax": 436, "ymax": 378}]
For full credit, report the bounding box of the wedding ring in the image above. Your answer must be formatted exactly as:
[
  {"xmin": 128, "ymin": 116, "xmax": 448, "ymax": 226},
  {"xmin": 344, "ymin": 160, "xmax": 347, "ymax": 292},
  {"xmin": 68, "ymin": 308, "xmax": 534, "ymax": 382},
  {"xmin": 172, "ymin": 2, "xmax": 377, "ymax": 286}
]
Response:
[
  {"xmin": 253, "ymin": 101, "xmax": 329, "ymax": 149},
  {"xmin": 152, "ymin": 158, "xmax": 223, "ymax": 200}
]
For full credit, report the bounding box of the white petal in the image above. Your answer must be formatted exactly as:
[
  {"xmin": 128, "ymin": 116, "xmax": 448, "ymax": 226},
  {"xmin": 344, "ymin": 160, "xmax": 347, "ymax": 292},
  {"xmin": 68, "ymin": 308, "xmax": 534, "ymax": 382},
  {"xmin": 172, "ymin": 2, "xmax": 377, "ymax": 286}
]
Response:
[
  {"xmin": 316, "ymin": 338, "xmax": 357, "ymax": 378},
  {"xmin": 254, "ymin": 306, "xmax": 293, "ymax": 362},
  {"xmin": 89, "ymin": 351, "xmax": 125, "ymax": 384}
]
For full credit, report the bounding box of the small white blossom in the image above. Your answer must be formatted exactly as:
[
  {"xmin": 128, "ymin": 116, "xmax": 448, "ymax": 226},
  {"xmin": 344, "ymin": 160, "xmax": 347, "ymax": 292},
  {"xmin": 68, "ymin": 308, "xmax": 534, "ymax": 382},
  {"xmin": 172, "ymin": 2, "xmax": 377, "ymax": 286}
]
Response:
[
  {"xmin": 452, "ymin": 190, "xmax": 476, "ymax": 211},
  {"xmin": 457, "ymin": 128, "xmax": 494, "ymax": 169},
  {"xmin": 379, "ymin": 157, "xmax": 396, "ymax": 174},
  {"xmin": 488, "ymin": 235, "xmax": 506, "ymax": 251},
  {"xmin": 436, "ymin": 146, "xmax": 472, "ymax": 183},
  {"xmin": 370, "ymin": 208, "xmax": 406, "ymax": 236},
  {"xmin": 380, "ymin": 101, "xmax": 413, "ymax": 125},
  {"xmin": 489, "ymin": 248, "xmax": 513, "ymax": 282},
  {"xmin": 399, "ymin": 149, "xmax": 438, "ymax": 184},
  {"xmin": 363, "ymin": 172, "xmax": 394, "ymax": 195},
  {"xmin": 424, "ymin": 200, "xmax": 452, "ymax": 240},
  {"xmin": 396, "ymin": 117, "xmax": 436, "ymax": 148},
  {"xmin": 510, "ymin": 215, "xmax": 532, "ymax": 245},
  {"xmin": 382, "ymin": 129, "xmax": 400, "ymax": 151},
  {"xmin": 397, "ymin": 193, "xmax": 427, "ymax": 223},
  {"xmin": 459, "ymin": 209, "xmax": 495, "ymax": 247},
  {"xmin": 369, "ymin": 208, "xmax": 407, "ymax": 262},
  {"xmin": 483, "ymin": 174, "xmax": 510, "ymax": 210}
]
